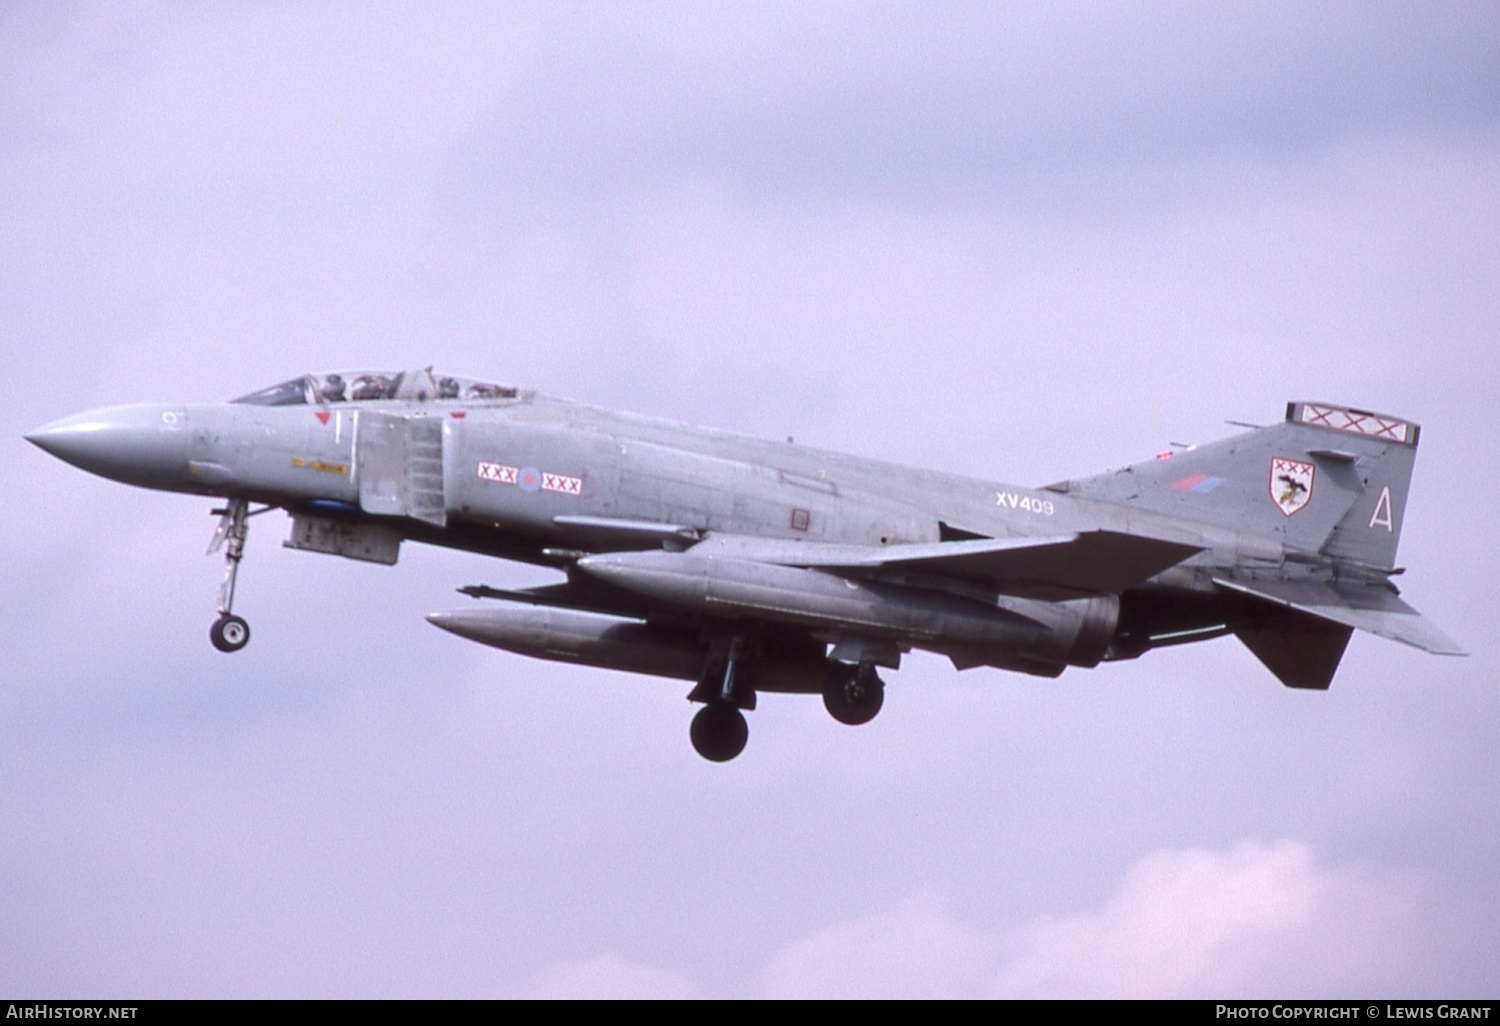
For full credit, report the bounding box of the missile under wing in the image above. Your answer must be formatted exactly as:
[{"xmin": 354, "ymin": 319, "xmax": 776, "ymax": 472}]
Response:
[{"xmin": 26, "ymin": 372, "xmax": 1464, "ymax": 760}]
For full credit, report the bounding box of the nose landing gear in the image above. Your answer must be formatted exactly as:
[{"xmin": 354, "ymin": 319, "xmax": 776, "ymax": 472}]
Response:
[{"xmin": 207, "ymin": 498, "xmax": 267, "ymax": 653}]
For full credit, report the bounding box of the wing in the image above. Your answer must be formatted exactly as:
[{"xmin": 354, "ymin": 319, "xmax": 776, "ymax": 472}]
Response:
[{"xmin": 684, "ymin": 529, "xmax": 1203, "ymax": 600}]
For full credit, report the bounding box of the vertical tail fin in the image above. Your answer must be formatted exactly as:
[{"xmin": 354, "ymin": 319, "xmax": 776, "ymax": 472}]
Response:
[
  {"xmin": 1303, "ymin": 403, "xmax": 1418, "ymax": 570},
  {"xmin": 1070, "ymin": 401, "xmax": 1420, "ymax": 569}
]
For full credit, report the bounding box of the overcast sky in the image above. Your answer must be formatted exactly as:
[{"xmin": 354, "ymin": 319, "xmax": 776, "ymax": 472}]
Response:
[{"xmin": 3, "ymin": 2, "xmax": 1498, "ymax": 998}]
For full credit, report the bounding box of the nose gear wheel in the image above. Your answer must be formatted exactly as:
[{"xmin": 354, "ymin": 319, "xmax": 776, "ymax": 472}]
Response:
[{"xmin": 211, "ymin": 614, "xmax": 250, "ymax": 652}]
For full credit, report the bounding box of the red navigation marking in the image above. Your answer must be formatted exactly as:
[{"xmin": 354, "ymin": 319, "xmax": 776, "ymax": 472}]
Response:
[{"xmin": 315, "ymin": 411, "xmax": 331, "ymax": 425}]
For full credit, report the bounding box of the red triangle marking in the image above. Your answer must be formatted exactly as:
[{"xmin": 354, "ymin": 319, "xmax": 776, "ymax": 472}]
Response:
[{"xmin": 315, "ymin": 411, "xmax": 331, "ymax": 425}]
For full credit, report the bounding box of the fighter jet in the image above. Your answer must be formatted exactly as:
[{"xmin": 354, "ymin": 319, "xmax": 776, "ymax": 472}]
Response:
[{"xmin": 26, "ymin": 369, "xmax": 1464, "ymax": 761}]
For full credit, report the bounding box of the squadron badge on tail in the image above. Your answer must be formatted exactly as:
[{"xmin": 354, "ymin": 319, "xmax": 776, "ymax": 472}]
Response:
[{"xmin": 1270, "ymin": 457, "xmax": 1315, "ymax": 516}]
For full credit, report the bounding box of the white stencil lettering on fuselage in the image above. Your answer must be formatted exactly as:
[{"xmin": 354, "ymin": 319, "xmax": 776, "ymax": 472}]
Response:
[{"xmin": 997, "ymin": 491, "xmax": 1054, "ymax": 516}]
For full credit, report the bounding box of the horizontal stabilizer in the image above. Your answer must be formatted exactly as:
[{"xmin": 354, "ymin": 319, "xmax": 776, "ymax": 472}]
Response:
[
  {"xmin": 692, "ymin": 530, "xmax": 1201, "ymax": 599},
  {"xmin": 1234, "ymin": 608, "xmax": 1353, "ymax": 690},
  {"xmin": 1215, "ymin": 577, "xmax": 1466, "ymax": 656}
]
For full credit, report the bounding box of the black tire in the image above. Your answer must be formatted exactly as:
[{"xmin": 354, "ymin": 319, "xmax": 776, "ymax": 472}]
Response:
[
  {"xmin": 690, "ymin": 703, "xmax": 749, "ymax": 762},
  {"xmin": 210, "ymin": 614, "xmax": 250, "ymax": 653},
  {"xmin": 823, "ymin": 665, "xmax": 884, "ymax": 725}
]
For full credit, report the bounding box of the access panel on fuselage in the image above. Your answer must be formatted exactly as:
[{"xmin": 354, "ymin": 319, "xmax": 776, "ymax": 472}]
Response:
[{"xmin": 356, "ymin": 411, "xmax": 446, "ymax": 526}]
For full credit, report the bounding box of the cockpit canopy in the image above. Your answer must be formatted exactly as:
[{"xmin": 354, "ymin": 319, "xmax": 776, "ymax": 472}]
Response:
[{"xmin": 232, "ymin": 369, "xmax": 519, "ymax": 407}]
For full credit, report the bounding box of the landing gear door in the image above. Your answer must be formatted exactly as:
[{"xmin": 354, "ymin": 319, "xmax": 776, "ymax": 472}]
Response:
[{"xmin": 356, "ymin": 412, "xmax": 447, "ymax": 527}]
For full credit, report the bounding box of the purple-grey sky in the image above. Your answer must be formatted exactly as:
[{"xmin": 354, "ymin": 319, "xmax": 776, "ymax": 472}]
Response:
[{"xmin": 3, "ymin": 2, "xmax": 1497, "ymax": 997}]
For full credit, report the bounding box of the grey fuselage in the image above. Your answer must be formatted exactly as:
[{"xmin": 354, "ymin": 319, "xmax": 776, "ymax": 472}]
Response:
[{"xmin": 124, "ymin": 391, "xmax": 1258, "ymax": 564}]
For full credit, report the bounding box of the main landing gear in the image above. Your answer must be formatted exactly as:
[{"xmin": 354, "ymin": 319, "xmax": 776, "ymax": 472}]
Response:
[
  {"xmin": 687, "ymin": 637, "xmax": 754, "ymax": 762},
  {"xmin": 207, "ymin": 498, "xmax": 270, "ymax": 653},
  {"xmin": 823, "ymin": 662, "xmax": 885, "ymax": 726},
  {"xmin": 690, "ymin": 703, "xmax": 749, "ymax": 763},
  {"xmin": 685, "ymin": 640, "xmax": 889, "ymax": 761}
]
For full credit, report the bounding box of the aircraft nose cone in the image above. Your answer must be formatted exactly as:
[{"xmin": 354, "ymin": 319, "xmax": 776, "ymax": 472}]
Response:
[{"xmin": 26, "ymin": 404, "xmax": 192, "ymax": 490}]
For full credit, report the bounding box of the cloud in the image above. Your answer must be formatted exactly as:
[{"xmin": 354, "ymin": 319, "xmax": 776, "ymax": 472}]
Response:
[
  {"xmin": 759, "ymin": 895, "xmax": 994, "ymax": 999},
  {"xmin": 515, "ymin": 841, "xmax": 1458, "ymax": 998},
  {"xmin": 992, "ymin": 842, "xmax": 1311, "ymax": 997},
  {"xmin": 752, "ymin": 841, "xmax": 1454, "ymax": 999},
  {"xmin": 515, "ymin": 953, "xmax": 698, "ymax": 1000},
  {"xmin": 990, "ymin": 840, "xmax": 1414, "ymax": 997}
]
